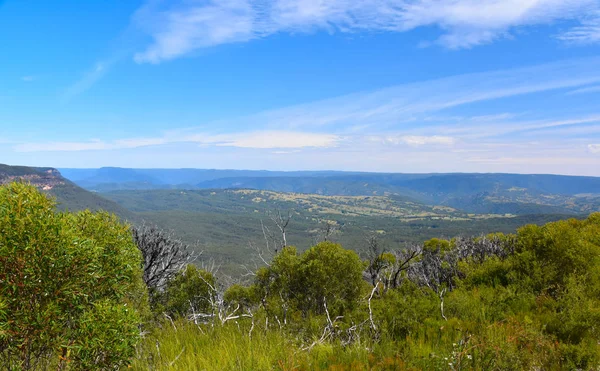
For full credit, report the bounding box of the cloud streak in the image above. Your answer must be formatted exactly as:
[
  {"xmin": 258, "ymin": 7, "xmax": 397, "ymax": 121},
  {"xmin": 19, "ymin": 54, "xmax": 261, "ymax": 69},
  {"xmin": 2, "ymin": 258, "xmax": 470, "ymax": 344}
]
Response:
[
  {"xmin": 14, "ymin": 57, "xmax": 600, "ymax": 174},
  {"xmin": 133, "ymin": 0, "xmax": 600, "ymax": 63},
  {"xmin": 556, "ymin": 10, "xmax": 600, "ymax": 44},
  {"xmin": 61, "ymin": 60, "xmax": 116, "ymax": 102},
  {"xmin": 214, "ymin": 56, "xmax": 600, "ymax": 135},
  {"xmin": 566, "ymin": 84, "xmax": 600, "ymax": 95},
  {"xmin": 14, "ymin": 131, "xmax": 339, "ymax": 152}
]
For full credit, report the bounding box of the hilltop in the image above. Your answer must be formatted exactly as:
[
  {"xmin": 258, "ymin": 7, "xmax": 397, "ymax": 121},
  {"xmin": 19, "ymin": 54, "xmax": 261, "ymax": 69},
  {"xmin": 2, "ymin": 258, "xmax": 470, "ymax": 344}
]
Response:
[{"xmin": 0, "ymin": 164, "xmax": 135, "ymax": 221}]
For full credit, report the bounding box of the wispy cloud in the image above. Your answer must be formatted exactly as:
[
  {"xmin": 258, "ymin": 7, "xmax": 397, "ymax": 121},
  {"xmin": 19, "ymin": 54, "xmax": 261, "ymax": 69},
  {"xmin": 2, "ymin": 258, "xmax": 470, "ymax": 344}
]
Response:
[
  {"xmin": 61, "ymin": 60, "xmax": 116, "ymax": 102},
  {"xmin": 14, "ymin": 137, "xmax": 169, "ymax": 152},
  {"xmin": 386, "ymin": 135, "xmax": 456, "ymax": 146},
  {"xmin": 213, "ymin": 57, "xmax": 600, "ymax": 134},
  {"xmin": 14, "ymin": 131, "xmax": 339, "ymax": 152},
  {"xmin": 21, "ymin": 76, "xmax": 36, "ymax": 82},
  {"xmin": 566, "ymin": 84, "xmax": 600, "ymax": 95},
  {"xmin": 556, "ymin": 10, "xmax": 600, "ymax": 44},
  {"xmin": 211, "ymin": 131, "xmax": 339, "ymax": 148},
  {"xmin": 14, "ymin": 57, "xmax": 600, "ymax": 174},
  {"xmin": 133, "ymin": 0, "xmax": 600, "ymax": 63}
]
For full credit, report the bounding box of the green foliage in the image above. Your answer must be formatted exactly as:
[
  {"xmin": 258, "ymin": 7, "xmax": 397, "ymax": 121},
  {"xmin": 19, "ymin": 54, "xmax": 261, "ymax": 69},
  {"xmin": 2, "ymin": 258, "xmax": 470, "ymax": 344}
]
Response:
[
  {"xmin": 157, "ymin": 264, "xmax": 215, "ymax": 318},
  {"xmin": 101, "ymin": 187, "xmax": 577, "ymax": 275},
  {"xmin": 223, "ymin": 284, "xmax": 259, "ymax": 313},
  {"xmin": 131, "ymin": 319, "xmax": 407, "ymax": 371},
  {"xmin": 0, "ymin": 182, "xmax": 147, "ymax": 369},
  {"xmin": 257, "ymin": 242, "xmax": 366, "ymax": 318},
  {"xmin": 296, "ymin": 242, "xmax": 367, "ymax": 315},
  {"xmin": 3, "ymin": 180, "xmax": 599, "ymax": 369},
  {"xmin": 130, "ymin": 214, "xmax": 600, "ymax": 370}
]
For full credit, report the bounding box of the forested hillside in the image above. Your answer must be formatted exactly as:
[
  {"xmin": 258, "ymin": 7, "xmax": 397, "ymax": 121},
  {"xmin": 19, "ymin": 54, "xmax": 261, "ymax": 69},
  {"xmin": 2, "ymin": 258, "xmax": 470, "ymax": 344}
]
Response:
[
  {"xmin": 102, "ymin": 188, "xmax": 575, "ymax": 274},
  {"xmin": 62, "ymin": 168, "xmax": 600, "ymax": 215}
]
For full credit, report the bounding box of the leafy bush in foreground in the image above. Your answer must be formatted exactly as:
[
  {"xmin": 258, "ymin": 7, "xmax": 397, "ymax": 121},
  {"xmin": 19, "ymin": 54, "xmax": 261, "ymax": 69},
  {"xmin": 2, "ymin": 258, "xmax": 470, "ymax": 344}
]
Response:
[{"xmin": 0, "ymin": 182, "xmax": 147, "ymax": 370}]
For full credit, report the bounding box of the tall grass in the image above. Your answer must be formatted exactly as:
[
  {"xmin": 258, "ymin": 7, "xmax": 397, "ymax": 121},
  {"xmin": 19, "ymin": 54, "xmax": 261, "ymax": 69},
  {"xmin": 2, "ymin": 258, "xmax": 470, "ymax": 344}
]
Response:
[
  {"xmin": 132, "ymin": 319, "xmax": 409, "ymax": 371},
  {"xmin": 131, "ymin": 316, "xmax": 568, "ymax": 370}
]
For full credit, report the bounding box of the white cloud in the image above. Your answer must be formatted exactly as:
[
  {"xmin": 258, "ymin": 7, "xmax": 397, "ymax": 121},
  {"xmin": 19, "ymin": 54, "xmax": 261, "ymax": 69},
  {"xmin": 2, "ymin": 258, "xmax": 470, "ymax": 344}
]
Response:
[
  {"xmin": 21, "ymin": 76, "xmax": 36, "ymax": 82},
  {"xmin": 397, "ymin": 135, "xmax": 455, "ymax": 146},
  {"xmin": 61, "ymin": 59, "xmax": 117, "ymax": 102},
  {"xmin": 134, "ymin": 0, "xmax": 255, "ymax": 63},
  {"xmin": 566, "ymin": 84, "xmax": 600, "ymax": 95},
  {"xmin": 213, "ymin": 131, "xmax": 339, "ymax": 148},
  {"xmin": 557, "ymin": 11, "xmax": 600, "ymax": 44},
  {"xmin": 15, "ymin": 140, "xmax": 109, "ymax": 152},
  {"xmin": 13, "ymin": 131, "xmax": 339, "ymax": 153},
  {"xmin": 14, "ymin": 137, "xmax": 166, "ymax": 153},
  {"xmin": 370, "ymin": 134, "xmax": 456, "ymax": 146},
  {"xmin": 134, "ymin": 0, "xmax": 599, "ymax": 63},
  {"xmin": 215, "ymin": 57, "xmax": 600, "ymax": 135},
  {"xmin": 14, "ymin": 56, "xmax": 600, "ymax": 174},
  {"xmin": 23, "ymin": 56, "xmax": 600, "ymax": 156}
]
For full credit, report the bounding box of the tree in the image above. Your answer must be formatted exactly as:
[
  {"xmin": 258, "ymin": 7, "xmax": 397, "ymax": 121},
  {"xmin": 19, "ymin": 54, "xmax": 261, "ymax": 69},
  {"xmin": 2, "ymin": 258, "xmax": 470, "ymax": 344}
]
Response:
[
  {"xmin": 257, "ymin": 242, "xmax": 366, "ymax": 318},
  {"xmin": 298, "ymin": 242, "xmax": 366, "ymax": 316},
  {"xmin": 131, "ymin": 223, "xmax": 195, "ymax": 298},
  {"xmin": 266, "ymin": 209, "xmax": 293, "ymax": 252},
  {"xmin": 314, "ymin": 219, "xmax": 339, "ymax": 243},
  {"xmin": 0, "ymin": 182, "xmax": 148, "ymax": 370},
  {"xmin": 159, "ymin": 264, "xmax": 215, "ymax": 319}
]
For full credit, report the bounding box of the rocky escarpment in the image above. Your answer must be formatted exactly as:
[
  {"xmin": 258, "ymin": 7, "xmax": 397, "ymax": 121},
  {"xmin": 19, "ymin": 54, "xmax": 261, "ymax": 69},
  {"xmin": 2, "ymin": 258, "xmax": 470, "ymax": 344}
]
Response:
[
  {"xmin": 0, "ymin": 165, "xmax": 66, "ymax": 191},
  {"xmin": 0, "ymin": 164, "xmax": 135, "ymax": 220}
]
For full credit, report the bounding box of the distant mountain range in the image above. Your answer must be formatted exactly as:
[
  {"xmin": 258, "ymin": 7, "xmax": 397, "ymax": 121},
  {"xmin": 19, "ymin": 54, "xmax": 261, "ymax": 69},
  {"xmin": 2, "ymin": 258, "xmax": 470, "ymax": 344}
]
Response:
[{"xmin": 60, "ymin": 167, "xmax": 600, "ymax": 216}]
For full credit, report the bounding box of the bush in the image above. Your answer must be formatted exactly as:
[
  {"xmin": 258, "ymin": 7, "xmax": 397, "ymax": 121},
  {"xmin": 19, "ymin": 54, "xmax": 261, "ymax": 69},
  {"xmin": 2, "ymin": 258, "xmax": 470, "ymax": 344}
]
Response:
[
  {"xmin": 0, "ymin": 182, "xmax": 147, "ymax": 369},
  {"xmin": 158, "ymin": 264, "xmax": 216, "ymax": 318},
  {"xmin": 256, "ymin": 242, "xmax": 366, "ymax": 318}
]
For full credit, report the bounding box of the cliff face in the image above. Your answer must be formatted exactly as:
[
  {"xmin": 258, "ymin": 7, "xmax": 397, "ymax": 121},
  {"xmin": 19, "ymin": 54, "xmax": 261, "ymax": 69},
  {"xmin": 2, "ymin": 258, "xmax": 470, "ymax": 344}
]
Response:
[
  {"xmin": 0, "ymin": 166, "xmax": 66, "ymax": 190},
  {"xmin": 0, "ymin": 164, "xmax": 136, "ymax": 221}
]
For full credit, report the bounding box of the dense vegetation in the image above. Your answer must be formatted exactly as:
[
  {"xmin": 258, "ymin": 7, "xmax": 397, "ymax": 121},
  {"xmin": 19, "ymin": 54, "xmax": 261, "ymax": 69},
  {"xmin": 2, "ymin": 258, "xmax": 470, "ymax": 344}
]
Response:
[
  {"xmin": 131, "ymin": 213, "xmax": 600, "ymax": 370},
  {"xmin": 2, "ymin": 182, "xmax": 599, "ymax": 370},
  {"xmin": 0, "ymin": 183, "xmax": 147, "ymax": 370},
  {"xmin": 103, "ymin": 188, "xmax": 577, "ymax": 274}
]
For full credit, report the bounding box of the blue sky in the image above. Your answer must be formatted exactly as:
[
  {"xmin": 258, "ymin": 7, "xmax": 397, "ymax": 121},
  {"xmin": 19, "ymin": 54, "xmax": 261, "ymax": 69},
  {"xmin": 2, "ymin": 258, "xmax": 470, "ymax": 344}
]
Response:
[{"xmin": 1, "ymin": 0, "xmax": 600, "ymax": 175}]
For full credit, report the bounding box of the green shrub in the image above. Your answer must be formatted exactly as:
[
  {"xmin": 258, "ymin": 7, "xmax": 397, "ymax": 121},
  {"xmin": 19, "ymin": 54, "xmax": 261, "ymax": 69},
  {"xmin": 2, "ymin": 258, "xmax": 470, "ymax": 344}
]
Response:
[
  {"xmin": 256, "ymin": 242, "xmax": 366, "ymax": 318},
  {"xmin": 158, "ymin": 264, "xmax": 215, "ymax": 318},
  {"xmin": 0, "ymin": 182, "xmax": 147, "ymax": 369}
]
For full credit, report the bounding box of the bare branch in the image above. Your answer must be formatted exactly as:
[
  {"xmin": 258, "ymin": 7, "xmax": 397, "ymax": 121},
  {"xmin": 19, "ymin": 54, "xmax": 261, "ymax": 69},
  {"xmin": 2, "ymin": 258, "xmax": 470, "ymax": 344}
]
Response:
[
  {"xmin": 132, "ymin": 223, "xmax": 198, "ymax": 292},
  {"xmin": 267, "ymin": 209, "xmax": 293, "ymax": 251}
]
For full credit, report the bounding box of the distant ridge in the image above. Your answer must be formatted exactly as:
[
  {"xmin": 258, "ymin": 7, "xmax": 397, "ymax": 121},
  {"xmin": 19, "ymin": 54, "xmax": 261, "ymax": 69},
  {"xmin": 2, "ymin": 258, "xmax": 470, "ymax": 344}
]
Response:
[
  {"xmin": 0, "ymin": 164, "xmax": 135, "ymax": 220},
  {"xmin": 60, "ymin": 168, "xmax": 600, "ymax": 216}
]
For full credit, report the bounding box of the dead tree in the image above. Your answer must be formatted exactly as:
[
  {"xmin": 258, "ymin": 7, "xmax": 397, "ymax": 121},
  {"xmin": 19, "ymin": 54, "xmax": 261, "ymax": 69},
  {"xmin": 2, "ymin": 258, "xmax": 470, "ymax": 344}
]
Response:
[
  {"xmin": 131, "ymin": 223, "xmax": 196, "ymax": 293},
  {"xmin": 453, "ymin": 234, "xmax": 514, "ymax": 262},
  {"xmin": 364, "ymin": 233, "xmax": 385, "ymax": 286},
  {"xmin": 407, "ymin": 242, "xmax": 459, "ymax": 293},
  {"xmin": 188, "ymin": 273, "xmax": 253, "ymax": 326},
  {"xmin": 314, "ymin": 219, "xmax": 339, "ymax": 243},
  {"xmin": 387, "ymin": 245, "xmax": 422, "ymax": 290},
  {"xmin": 267, "ymin": 209, "xmax": 293, "ymax": 252}
]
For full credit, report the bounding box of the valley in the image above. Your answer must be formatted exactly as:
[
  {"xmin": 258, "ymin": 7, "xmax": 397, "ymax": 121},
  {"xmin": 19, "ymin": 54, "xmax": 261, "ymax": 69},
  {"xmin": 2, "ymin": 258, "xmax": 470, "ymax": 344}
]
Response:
[
  {"xmin": 3, "ymin": 163, "xmax": 597, "ymax": 274},
  {"xmin": 100, "ymin": 187, "xmax": 576, "ymax": 274}
]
